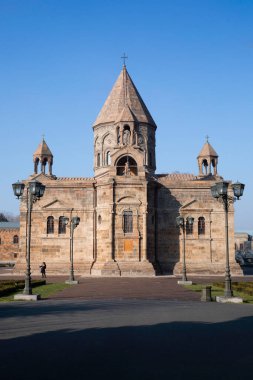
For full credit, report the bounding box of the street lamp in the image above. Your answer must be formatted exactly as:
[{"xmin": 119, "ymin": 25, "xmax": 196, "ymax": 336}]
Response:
[
  {"xmin": 64, "ymin": 216, "xmax": 80, "ymax": 284},
  {"xmin": 211, "ymin": 180, "xmax": 245, "ymax": 298},
  {"xmin": 12, "ymin": 179, "xmax": 45, "ymax": 300},
  {"xmin": 176, "ymin": 215, "xmax": 194, "ymax": 285}
]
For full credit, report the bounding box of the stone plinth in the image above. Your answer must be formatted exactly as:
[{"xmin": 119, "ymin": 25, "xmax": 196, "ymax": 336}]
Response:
[
  {"xmin": 216, "ymin": 296, "xmax": 243, "ymax": 304},
  {"xmin": 14, "ymin": 294, "xmax": 40, "ymax": 301},
  {"xmin": 65, "ymin": 280, "xmax": 79, "ymax": 284},
  {"xmin": 177, "ymin": 280, "xmax": 193, "ymax": 285}
]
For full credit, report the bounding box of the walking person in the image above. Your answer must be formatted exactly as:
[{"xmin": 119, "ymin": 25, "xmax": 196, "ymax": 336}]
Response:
[{"xmin": 40, "ymin": 262, "xmax": 47, "ymax": 278}]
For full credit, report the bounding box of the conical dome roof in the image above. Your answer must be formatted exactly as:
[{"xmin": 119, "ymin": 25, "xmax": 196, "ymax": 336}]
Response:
[
  {"xmin": 33, "ymin": 138, "xmax": 53, "ymax": 158},
  {"xmin": 198, "ymin": 141, "xmax": 218, "ymax": 158},
  {"xmin": 93, "ymin": 66, "xmax": 156, "ymax": 127}
]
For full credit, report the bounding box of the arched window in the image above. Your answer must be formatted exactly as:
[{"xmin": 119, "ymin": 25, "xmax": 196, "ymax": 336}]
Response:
[
  {"xmin": 202, "ymin": 159, "xmax": 208, "ymax": 175},
  {"xmin": 186, "ymin": 220, "xmax": 193, "ymax": 235},
  {"xmin": 97, "ymin": 153, "xmax": 101, "ymax": 167},
  {"xmin": 123, "ymin": 210, "xmax": 133, "ymax": 233},
  {"xmin": 106, "ymin": 151, "xmax": 111, "ymax": 165},
  {"xmin": 47, "ymin": 216, "xmax": 54, "ymax": 234},
  {"xmin": 58, "ymin": 216, "xmax": 66, "ymax": 234},
  {"xmin": 116, "ymin": 156, "xmax": 138, "ymax": 176},
  {"xmin": 198, "ymin": 217, "xmax": 205, "ymax": 235},
  {"xmin": 42, "ymin": 158, "xmax": 48, "ymax": 174},
  {"xmin": 34, "ymin": 158, "xmax": 39, "ymax": 174},
  {"xmin": 123, "ymin": 125, "xmax": 131, "ymax": 145},
  {"xmin": 13, "ymin": 235, "xmax": 19, "ymax": 244}
]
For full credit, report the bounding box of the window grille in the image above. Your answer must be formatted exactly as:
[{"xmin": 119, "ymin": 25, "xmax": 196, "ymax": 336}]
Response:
[
  {"xmin": 13, "ymin": 235, "xmax": 19, "ymax": 244},
  {"xmin": 123, "ymin": 210, "xmax": 133, "ymax": 233}
]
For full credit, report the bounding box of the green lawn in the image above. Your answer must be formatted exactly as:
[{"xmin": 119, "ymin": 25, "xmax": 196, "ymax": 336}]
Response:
[
  {"xmin": 0, "ymin": 282, "xmax": 71, "ymax": 302},
  {"xmin": 184, "ymin": 282, "xmax": 253, "ymax": 303}
]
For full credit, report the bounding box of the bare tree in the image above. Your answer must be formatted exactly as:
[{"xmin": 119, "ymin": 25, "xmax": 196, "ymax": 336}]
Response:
[{"xmin": 0, "ymin": 211, "xmax": 19, "ymax": 222}]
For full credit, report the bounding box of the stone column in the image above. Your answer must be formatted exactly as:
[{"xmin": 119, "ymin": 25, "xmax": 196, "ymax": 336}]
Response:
[
  {"xmin": 142, "ymin": 181, "xmax": 148, "ymax": 261},
  {"xmin": 142, "ymin": 208, "xmax": 148, "ymax": 261},
  {"xmin": 130, "ymin": 126, "xmax": 134, "ymax": 145},
  {"xmin": 120, "ymin": 126, "xmax": 123, "ymax": 145},
  {"xmin": 109, "ymin": 179, "xmax": 115, "ymax": 261}
]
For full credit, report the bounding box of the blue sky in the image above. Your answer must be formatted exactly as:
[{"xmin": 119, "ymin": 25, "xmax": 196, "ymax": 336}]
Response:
[{"xmin": 0, "ymin": 0, "xmax": 252, "ymax": 231}]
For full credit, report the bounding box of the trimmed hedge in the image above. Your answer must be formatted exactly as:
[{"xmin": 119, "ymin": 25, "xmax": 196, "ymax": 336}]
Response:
[{"xmin": 0, "ymin": 280, "xmax": 46, "ymax": 297}]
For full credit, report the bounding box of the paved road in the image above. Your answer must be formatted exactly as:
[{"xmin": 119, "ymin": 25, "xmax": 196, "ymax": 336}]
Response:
[
  {"xmin": 1, "ymin": 274, "xmax": 253, "ymax": 379},
  {"xmin": 1, "ymin": 298, "xmax": 253, "ymax": 380}
]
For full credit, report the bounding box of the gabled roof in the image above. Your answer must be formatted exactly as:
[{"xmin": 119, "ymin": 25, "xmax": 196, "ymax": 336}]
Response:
[
  {"xmin": 198, "ymin": 142, "xmax": 218, "ymax": 158},
  {"xmin": 93, "ymin": 66, "xmax": 156, "ymax": 127},
  {"xmin": 33, "ymin": 138, "xmax": 53, "ymax": 158},
  {"xmin": 115, "ymin": 104, "xmax": 137, "ymax": 124},
  {"xmin": 0, "ymin": 222, "xmax": 20, "ymax": 229}
]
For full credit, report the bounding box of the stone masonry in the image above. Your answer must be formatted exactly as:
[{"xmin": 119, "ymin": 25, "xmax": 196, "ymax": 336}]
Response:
[{"xmin": 14, "ymin": 65, "xmax": 242, "ymax": 276}]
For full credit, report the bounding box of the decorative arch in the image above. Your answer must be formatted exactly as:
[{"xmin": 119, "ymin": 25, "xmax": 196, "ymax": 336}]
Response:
[
  {"xmin": 116, "ymin": 155, "xmax": 137, "ymax": 176},
  {"xmin": 117, "ymin": 196, "xmax": 142, "ymax": 207}
]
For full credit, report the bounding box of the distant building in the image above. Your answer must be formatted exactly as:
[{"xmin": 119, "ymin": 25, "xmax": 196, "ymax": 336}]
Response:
[
  {"xmin": 235, "ymin": 232, "xmax": 253, "ymax": 251},
  {"xmin": 0, "ymin": 222, "xmax": 20, "ymax": 263},
  {"xmin": 15, "ymin": 66, "xmax": 241, "ymax": 276}
]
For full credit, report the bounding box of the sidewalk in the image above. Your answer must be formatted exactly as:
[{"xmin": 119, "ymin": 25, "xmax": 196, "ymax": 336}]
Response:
[{"xmin": 1, "ymin": 271, "xmax": 253, "ymax": 301}]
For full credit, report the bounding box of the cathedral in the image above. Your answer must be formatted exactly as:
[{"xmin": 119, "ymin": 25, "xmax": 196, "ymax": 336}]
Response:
[{"xmin": 15, "ymin": 65, "xmax": 240, "ymax": 276}]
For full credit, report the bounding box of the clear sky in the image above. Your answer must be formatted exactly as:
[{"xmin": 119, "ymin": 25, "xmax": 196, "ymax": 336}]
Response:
[{"xmin": 0, "ymin": 0, "xmax": 252, "ymax": 231}]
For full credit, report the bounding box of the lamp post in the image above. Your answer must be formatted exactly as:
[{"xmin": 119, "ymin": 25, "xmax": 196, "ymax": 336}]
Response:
[
  {"xmin": 12, "ymin": 180, "xmax": 45, "ymax": 300},
  {"xmin": 176, "ymin": 215, "xmax": 194, "ymax": 285},
  {"xmin": 64, "ymin": 216, "xmax": 80, "ymax": 284},
  {"xmin": 211, "ymin": 181, "xmax": 245, "ymax": 299}
]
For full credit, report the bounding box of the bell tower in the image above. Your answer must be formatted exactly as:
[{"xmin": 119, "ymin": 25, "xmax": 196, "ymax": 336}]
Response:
[
  {"xmin": 93, "ymin": 64, "xmax": 157, "ymax": 178},
  {"xmin": 33, "ymin": 138, "xmax": 53, "ymax": 176},
  {"xmin": 91, "ymin": 64, "xmax": 157, "ymax": 276},
  {"xmin": 197, "ymin": 138, "xmax": 218, "ymax": 177}
]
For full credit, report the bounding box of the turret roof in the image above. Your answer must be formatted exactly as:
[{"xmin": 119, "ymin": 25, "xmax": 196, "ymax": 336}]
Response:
[
  {"xmin": 198, "ymin": 141, "xmax": 218, "ymax": 158},
  {"xmin": 93, "ymin": 66, "xmax": 156, "ymax": 127},
  {"xmin": 33, "ymin": 138, "xmax": 53, "ymax": 158}
]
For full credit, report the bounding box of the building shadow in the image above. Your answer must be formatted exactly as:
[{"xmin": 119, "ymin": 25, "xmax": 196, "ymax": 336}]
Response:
[
  {"xmin": 1, "ymin": 316, "xmax": 253, "ymax": 380},
  {"xmin": 148, "ymin": 180, "xmax": 181, "ymax": 275}
]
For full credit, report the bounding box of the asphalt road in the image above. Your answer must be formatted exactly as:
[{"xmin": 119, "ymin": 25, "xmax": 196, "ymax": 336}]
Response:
[{"xmin": 1, "ymin": 299, "xmax": 253, "ymax": 380}]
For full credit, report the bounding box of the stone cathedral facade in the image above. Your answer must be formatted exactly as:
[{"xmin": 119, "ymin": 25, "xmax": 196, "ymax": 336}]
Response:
[{"xmin": 15, "ymin": 66, "xmax": 240, "ymax": 276}]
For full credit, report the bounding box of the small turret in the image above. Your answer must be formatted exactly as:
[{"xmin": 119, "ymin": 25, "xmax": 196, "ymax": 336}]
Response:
[
  {"xmin": 197, "ymin": 138, "xmax": 218, "ymax": 177},
  {"xmin": 33, "ymin": 138, "xmax": 53, "ymax": 175}
]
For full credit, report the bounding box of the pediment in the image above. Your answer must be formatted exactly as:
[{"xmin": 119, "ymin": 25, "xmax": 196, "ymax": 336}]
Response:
[
  {"xmin": 40, "ymin": 198, "xmax": 67, "ymax": 209},
  {"xmin": 27, "ymin": 173, "xmax": 56, "ymax": 182},
  {"xmin": 180, "ymin": 199, "xmax": 212, "ymax": 212}
]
